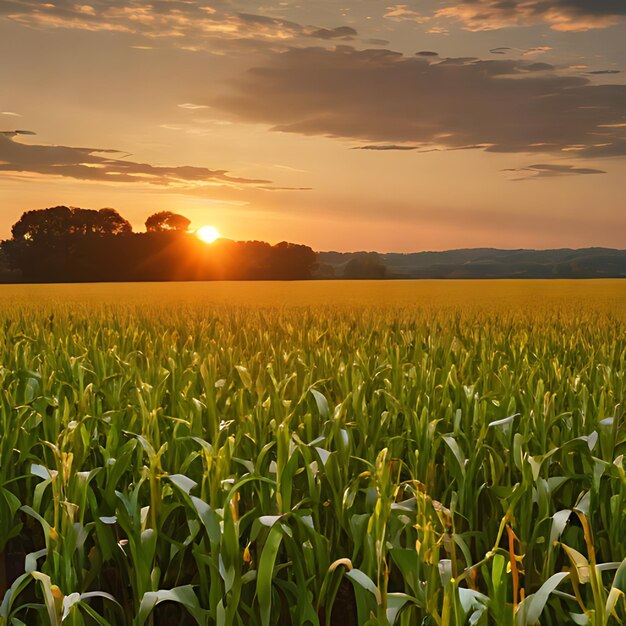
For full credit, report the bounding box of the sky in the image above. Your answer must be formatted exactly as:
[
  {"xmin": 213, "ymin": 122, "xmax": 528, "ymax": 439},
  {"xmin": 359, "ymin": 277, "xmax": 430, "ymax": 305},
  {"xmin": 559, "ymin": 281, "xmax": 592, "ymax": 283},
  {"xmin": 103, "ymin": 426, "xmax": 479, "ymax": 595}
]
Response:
[{"xmin": 1, "ymin": 0, "xmax": 626, "ymax": 252}]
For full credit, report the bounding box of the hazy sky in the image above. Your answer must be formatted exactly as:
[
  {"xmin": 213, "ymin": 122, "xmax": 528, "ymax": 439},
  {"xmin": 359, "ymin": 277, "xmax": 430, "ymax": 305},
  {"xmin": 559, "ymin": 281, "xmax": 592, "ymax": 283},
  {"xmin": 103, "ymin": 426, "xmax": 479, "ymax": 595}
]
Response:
[{"xmin": 2, "ymin": 0, "xmax": 626, "ymax": 251}]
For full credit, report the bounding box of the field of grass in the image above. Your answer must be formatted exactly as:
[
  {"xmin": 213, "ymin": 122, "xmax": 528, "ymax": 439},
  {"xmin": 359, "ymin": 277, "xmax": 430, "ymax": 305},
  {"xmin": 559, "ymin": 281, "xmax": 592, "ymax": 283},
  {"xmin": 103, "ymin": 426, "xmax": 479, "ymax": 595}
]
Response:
[{"xmin": 0, "ymin": 280, "xmax": 625, "ymax": 625}]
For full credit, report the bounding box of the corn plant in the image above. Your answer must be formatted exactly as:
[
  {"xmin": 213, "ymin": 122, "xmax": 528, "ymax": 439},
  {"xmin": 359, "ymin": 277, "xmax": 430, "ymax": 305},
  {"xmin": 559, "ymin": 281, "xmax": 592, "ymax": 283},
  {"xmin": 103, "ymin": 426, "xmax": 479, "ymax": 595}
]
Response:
[{"xmin": 0, "ymin": 281, "xmax": 624, "ymax": 624}]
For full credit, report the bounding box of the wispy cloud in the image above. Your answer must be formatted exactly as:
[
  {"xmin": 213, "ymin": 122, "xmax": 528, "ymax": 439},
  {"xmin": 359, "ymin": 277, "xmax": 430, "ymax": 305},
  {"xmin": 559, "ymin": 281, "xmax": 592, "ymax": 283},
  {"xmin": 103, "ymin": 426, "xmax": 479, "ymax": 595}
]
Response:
[
  {"xmin": 503, "ymin": 163, "xmax": 607, "ymax": 180},
  {"xmin": 353, "ymin": 144, "xmax": 421, "ymax": 151},
  {"xmin": 490, "ymin": 46, "xmax": 552, "ymax": 57},
  {"xmin": 178, "ymin": 103, "xmax": 210, "ymax": 110},
  {"xmin": 586, "ymin": 69, "xmax": 621, "ymax": 75},
  {"xmin": 0, "ymin": 132, "xmax": 271, "ymax": 189},
  {"xmin": 383, "ymin": 5, "xmax": 429, "ymax": 23},
  {"xmin": 0, "ymin": 130, "xmax": 36, "ymax": 136}
]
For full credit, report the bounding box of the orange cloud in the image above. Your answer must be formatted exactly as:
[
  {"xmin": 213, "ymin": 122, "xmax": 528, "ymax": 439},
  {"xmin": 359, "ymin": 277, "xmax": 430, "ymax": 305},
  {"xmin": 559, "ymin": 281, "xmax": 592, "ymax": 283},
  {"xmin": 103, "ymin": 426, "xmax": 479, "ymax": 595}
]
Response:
[
  {"xmin": 435, "ymin": 0, "xmax": 625, "ymax": 31},
  {"xmin": 1, "ymin": 1, "xmax": 358, "ymax": 48},
  {"xmin": 384, "ymin": 5, "xmax": 429, "ymax": 23}
]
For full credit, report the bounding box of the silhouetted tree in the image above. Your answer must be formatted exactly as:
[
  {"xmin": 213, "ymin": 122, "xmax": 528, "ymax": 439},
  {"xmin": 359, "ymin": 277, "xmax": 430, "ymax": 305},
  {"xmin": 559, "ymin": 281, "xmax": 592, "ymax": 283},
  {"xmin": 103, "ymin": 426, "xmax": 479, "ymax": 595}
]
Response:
[
  {"xmin": 343, "ymin": 253, "xmax": 387, "ymax": 279},
  {"xmin": 268, "ymin": 242, "xmax": 318, "ymax": 279},
  {"xmin": 92, "ymin": 208, "xmax": 132, "ymax": 235},
  {"xmin": 1, "ymin": 206, "xmax": 318, "ymax": 282},
  {"xmin": 145, "ymin": 211, "xmax": 191, "ymax": 233},
  {"xmin": 11, "ymin": 206, "xmax": 131, "ymax": 241},
  {"xmin": 4, "ymin": 207, "xmax": 132, "ymax": 281},
  {"xmin": 313, "ymin": 263, "xmax": 336, "ymax": 279}
]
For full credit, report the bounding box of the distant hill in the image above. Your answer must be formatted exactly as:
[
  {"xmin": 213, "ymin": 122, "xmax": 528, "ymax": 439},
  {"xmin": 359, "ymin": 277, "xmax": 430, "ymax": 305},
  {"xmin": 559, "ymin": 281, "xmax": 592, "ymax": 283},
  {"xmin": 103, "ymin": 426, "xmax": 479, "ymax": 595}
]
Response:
[{"xmin": 315, "ymin": 248, "xmax": 626, "ymax": 279}]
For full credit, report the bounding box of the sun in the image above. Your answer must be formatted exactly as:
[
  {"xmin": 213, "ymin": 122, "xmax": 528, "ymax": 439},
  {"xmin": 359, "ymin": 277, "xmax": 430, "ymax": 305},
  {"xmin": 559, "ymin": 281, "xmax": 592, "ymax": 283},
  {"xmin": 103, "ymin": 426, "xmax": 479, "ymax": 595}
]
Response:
[{"xmin": 196, "ymin": 225, "xmax": 220, "ymax": 244}]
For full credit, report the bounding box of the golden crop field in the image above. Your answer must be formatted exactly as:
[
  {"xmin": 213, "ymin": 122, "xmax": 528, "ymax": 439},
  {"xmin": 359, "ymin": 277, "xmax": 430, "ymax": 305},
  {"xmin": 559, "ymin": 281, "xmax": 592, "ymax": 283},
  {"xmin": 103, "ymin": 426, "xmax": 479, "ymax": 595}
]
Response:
[{"xmin": 0, "ymin": 280, "xmax": 625, "ymax": 626}]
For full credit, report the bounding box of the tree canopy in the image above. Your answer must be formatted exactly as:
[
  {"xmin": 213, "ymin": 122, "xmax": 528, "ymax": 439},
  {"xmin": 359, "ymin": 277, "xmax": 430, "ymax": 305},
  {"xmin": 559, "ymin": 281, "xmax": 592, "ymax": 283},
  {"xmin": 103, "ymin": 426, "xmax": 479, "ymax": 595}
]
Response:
[
  {"xmin": 145, "ymin": 211, "xmax": 191, "ymax": 233},
  {"xmin": 11, "ymin": 206, "xmax": 131, "ymax": 241},
  {"xmin": 1, "ymin": 206, "xmax": 317, "ymax": 282},
  {"xmin": 343, "ymin": 252, "xmax": 387, "ymax": 279}
]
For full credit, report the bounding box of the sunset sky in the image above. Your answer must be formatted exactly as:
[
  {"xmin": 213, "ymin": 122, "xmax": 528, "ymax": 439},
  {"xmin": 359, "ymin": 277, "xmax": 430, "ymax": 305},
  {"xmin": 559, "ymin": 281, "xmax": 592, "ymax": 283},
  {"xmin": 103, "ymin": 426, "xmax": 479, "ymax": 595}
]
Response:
[{"xmin": 2, "ymin": 0, "xmax": 626, "ymax": 252}]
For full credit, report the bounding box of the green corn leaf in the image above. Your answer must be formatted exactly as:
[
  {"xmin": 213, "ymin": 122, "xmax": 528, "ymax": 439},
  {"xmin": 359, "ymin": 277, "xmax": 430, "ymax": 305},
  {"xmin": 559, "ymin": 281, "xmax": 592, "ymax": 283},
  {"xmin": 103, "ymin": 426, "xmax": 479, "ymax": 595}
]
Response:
[
  {"xmin": 136, "ymin": 586, "xmax": 206, "ymax": 626},
  {"xmin": 516, "ymin": 572, "xmax": 569, "ymax": 626},
  {"xmin": 257, "ymin": 524, "xmax": 284, "ymax": 626}
]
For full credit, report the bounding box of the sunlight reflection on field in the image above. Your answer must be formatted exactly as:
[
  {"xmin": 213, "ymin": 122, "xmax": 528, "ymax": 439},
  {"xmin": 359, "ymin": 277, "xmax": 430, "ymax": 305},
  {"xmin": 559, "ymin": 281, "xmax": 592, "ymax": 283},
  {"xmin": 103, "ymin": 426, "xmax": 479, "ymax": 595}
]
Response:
[{"xmin": 1, "ymin": 280, "xmax": 625, "ymax": 313}]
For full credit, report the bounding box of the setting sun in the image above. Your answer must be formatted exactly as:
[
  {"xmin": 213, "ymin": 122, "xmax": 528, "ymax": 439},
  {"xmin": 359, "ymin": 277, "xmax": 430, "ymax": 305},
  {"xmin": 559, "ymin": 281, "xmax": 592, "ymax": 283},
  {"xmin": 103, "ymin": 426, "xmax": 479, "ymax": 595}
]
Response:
[{"xmin": 196, "ymin": 225, "xmax": 220, "ymax": 244}]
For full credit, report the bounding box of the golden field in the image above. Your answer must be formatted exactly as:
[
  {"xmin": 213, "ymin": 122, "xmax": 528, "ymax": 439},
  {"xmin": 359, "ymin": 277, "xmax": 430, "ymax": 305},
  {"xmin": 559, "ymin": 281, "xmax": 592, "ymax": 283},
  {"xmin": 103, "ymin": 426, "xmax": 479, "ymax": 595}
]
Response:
[{"xmin": 0, "ymin": 280, "xmax": 624, "ymax": 625}]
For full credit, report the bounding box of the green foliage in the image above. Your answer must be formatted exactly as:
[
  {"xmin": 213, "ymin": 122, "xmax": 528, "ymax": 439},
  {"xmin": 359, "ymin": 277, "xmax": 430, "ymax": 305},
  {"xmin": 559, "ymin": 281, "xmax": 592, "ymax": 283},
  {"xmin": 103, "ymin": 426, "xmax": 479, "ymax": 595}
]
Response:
[{"xmin": 0, "ymin": 283, "xmax": 625, "ymax": 625}]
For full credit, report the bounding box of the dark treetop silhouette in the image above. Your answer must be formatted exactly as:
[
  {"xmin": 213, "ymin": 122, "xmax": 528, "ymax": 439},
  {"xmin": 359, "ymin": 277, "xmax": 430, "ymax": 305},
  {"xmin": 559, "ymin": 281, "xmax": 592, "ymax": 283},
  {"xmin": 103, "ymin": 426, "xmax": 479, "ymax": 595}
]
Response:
[
  {"xmin": 0, "ymin": 206, "xmax": 317, "ymax": 282},
  {"xmin": 145, "ymin": 211, "xmax": 191, "ymax": 233},
  {"xmin": 2, "ymin": 206, "xmax": 626, "ymax": 283}
]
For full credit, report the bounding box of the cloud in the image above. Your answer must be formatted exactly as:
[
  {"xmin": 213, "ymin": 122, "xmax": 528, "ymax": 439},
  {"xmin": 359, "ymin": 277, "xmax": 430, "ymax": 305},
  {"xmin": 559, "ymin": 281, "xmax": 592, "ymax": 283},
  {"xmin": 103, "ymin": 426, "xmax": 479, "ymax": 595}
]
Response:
[
  {"xmin": 586, "ymin": 70, "xmax": 621, "ymax": 75},
  {"xmin": 354, "ymin": 142, "xmax": 492, "ymax": 152},
  {"xmin": 354, "ymin": 144, "xmax": 420, "ymax": 151},
  {"xmin": 0, "ymin": 130, "xmax": 36, "ymax": 136},
  {"xmin": 307, "ymin": 26, "xmax": 358, "ymax": 40},
  {"xmin": 0, "ymin": 132, "xmax": 272, "ymax": 189},
  {"xmin": 1, "ymin": 1, "xmax": 358, "ymax": 49},
  {"xmin": 435, "ymin": 0, "xmax": 626, "ymax": 32},
  {"xmin": 214, "ymin": 46, "xmax": 626, "ymax": 159},
  {"xmin": 178, "ymin": 103, "xmax": 210, "ymax": 110},
  {"xmin": 503, "ymin": 163, "xmax": 607, "ymax": 180},
  {"xmin": 523, "ymin": 46, "xmax": 553, "ymax": 57},
  {"xmin": 384, "ymin": 5, "xmax": 429, "ymax": 23},
  {"xmin": 490, "ymin": 46, "xmax": 552, "ymax": 57},
  {"xmin": 256, "ymin": 186, "xmax": 313, "ymax": 191}
]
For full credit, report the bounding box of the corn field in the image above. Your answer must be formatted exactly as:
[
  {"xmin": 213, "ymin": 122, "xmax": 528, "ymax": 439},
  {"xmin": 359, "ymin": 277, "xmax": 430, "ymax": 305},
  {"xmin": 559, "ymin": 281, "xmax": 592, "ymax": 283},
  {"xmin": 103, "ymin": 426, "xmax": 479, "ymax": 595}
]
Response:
[{"xmin": 0, "ymin": 281, "xmax": 625, "ymax": 625}]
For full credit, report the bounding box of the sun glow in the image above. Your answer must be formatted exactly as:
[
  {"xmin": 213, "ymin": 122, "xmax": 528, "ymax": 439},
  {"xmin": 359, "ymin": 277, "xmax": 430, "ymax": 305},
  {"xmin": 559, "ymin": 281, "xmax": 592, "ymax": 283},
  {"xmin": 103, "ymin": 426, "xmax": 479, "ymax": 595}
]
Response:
[{"xmin": 196, "ymin": 225, "xmax": 220, "ymax": 244}]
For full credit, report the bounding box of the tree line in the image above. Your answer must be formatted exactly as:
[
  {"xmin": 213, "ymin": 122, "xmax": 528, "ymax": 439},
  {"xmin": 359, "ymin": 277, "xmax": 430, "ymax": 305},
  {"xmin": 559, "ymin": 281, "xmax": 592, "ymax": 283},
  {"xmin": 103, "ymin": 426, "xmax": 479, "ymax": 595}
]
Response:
[{"xmin": 0, "ymin": 206, "xmax": 317, "ymax": 282}]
